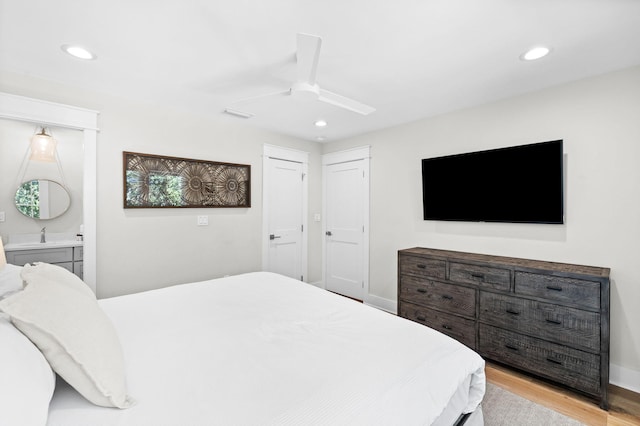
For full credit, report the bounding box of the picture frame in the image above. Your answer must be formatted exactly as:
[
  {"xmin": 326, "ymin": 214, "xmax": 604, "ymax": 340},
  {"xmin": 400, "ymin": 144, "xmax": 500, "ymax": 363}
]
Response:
[{"xmin": 123, "ymin": 151, "xmax": 251, "ymax": 208}]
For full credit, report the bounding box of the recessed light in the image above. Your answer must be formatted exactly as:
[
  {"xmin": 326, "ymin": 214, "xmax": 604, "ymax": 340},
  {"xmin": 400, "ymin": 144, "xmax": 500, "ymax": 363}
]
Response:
[
  {"xmin": 61, "ymin": 44, "xmax": 97, "ymax": 60},
  {"xmin": 316, "ymin": 136, "xmax": 326, "ymax": 141},
  {"xmin": 314, "ymin": 120, "xmax": 327, "ymax": 127},
  {"xmin": 520, "ymin": 46, "xmax": 551, "ymax": 61}
]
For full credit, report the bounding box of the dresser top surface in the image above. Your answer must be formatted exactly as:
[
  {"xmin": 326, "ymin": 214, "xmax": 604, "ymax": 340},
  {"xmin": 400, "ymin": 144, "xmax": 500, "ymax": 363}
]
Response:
[{"xmin": 399, "ymin": 247, "xmax": 610, "ymax": 278}]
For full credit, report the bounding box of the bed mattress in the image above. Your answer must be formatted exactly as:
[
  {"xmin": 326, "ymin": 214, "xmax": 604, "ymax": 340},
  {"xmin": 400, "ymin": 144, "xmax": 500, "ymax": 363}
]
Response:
[{"xmin": 47, "ymin": 272, "xmax": 485, "ymax": 425}]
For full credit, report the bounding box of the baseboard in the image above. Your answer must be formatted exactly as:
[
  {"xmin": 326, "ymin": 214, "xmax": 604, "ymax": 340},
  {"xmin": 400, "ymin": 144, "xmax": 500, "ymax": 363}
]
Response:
[
  {"xmin": 364, "ymin": 294, "xmax": 397, "ymax": 314},
  {"xmin": 311, "ymin": 283, "xmax": 398, "ymax": 314},
  {"xmin": 309, "ymin": 280, "xmax": 324, "ymax": 289},
  {"xmin": 610, "ymin": 363, "xmax": 640, "ymax": 393}
]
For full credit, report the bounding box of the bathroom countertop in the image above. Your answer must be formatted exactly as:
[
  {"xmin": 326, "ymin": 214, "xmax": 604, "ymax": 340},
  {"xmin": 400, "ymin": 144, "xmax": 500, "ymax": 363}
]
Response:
[{"xmin": 3, "ymin": 240, "xmax": 83, "ymax": 251}]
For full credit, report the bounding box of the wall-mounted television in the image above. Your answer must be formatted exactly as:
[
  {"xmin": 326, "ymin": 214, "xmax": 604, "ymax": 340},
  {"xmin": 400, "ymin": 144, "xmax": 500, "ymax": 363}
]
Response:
[{"xmin": 421, "ymin": 140, "xmax": 564, "ymax": 224}]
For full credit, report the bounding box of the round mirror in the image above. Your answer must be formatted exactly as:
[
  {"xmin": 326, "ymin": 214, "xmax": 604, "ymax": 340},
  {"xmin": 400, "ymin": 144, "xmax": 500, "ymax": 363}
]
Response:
[{"xmin": 14, "ymin": 179, "xmax": 71, "ymax": 220}]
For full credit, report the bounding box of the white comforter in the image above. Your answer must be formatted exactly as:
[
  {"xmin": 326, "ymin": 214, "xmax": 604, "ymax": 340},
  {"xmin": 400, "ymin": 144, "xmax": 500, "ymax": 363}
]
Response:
[{"xmin": 47, "ymin": 272, "xmax": 485, "ymax": 425}]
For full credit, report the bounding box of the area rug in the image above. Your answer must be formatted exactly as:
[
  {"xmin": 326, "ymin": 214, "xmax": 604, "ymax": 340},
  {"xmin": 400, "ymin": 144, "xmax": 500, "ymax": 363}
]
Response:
[{"xmin": 482, "ymin": 382, "xmax": 586, "ymax": 425}]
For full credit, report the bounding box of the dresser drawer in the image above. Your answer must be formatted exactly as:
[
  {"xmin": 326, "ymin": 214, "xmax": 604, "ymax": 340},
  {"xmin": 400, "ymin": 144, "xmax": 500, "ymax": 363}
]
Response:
[
  {"xmin": 515, "ymin": 272, "xmax": 600, "ymax": 310},
  {"xmin": 6, "ymin": 247, "xmax": 73, "ymax": 266},
  {"xmin": 479, "ymin": 324, "xmax": 600, "ymax": 395},
  {"xmin": 400, "ymin": 301, "xmax": 476, "ymax": 349},
  {"xmin": 399, "ymin": 255, "xmax": 446, "ymax": 280},
  {"xmin": 479, "ymin": 292, "xmax": 600, "ymax": 352},
  {"xmin": 450, "ymin": 262, "xmax": 511, "ymax": 291},
  {"xmin": 400, "ymin": 275, "xmax": 476, "ymax": 317}
]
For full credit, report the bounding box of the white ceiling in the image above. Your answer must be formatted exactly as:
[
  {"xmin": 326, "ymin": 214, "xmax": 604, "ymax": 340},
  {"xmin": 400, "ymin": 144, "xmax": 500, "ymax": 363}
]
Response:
[{"xmin": 2, "ymin": 0, "xmax": 640, "ymax": 142}]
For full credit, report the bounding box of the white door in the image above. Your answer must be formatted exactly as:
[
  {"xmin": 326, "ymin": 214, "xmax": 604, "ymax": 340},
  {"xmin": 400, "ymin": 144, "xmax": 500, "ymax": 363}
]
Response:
[
  {"xmin": 324, "ymin": 148, "xmax": 369, "ymax": 300},
  {"xmin": 263, "ymin": 146, "xmax": 308, "ymax": 281}
]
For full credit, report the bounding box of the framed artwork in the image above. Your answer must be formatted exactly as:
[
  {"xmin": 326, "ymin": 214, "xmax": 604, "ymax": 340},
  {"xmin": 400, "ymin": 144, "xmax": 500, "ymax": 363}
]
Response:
[{"xmin": 123, "ymin": 151, "xmax": 250, "ymax": 208}]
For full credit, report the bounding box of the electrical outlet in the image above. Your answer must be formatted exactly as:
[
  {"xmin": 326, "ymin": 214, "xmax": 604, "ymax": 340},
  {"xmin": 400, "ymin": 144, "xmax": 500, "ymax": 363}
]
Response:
[
  {"xmin": 0, "ymin": 211, "xmax": 5, "ymax": 222},
  {"xmin": 197, "ymin": 215, "xmax": 209, "ymax": 226}
]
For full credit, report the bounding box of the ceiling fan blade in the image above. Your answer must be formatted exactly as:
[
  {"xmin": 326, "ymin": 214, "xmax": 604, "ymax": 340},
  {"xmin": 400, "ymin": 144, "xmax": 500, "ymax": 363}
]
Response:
[
  {"xmin": 318, "ymin": 89, "xmax": 376, "ymax": 115},
  {"xmin": 229, "ymin": 89, "xmax": 290, "ymax": 106},
  {"xmin": 296, "ymin": 33, "xmax": 322, "ymax": 85}
]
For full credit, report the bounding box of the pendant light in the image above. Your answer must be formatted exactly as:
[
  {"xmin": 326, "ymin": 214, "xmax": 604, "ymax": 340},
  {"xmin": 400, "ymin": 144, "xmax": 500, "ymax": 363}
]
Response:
[
  {"xmin": 29, "ymin": 128, "xmax": 57, "ymax": 162},
  {"xmin": 14, "ymin": 126, "xmax": 68, "ymax": 194}
]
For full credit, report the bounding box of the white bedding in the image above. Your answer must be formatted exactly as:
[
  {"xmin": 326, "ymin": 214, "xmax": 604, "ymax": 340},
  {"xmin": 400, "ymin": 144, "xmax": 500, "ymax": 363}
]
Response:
[{"xmin": 47, "ymin": 272, "xmax": 485, "ymax": 425}]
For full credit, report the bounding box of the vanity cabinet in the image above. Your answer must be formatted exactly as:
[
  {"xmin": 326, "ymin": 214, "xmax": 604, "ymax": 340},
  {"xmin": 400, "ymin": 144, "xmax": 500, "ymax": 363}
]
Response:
[
  {"xmin": 398, "ymin": 247, "xmax": 610, "ymax": 409},
  {"xmin": 6, "ymin": 246, "xmax": 83, "ymax": 279}
]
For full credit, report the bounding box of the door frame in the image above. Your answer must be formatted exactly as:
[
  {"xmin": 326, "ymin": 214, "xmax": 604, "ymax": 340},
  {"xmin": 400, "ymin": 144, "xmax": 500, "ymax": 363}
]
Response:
[
  {"xmin": 262, "ymin": 144, "xmax": 308, "ymax": 280},
  {"xmin": 322, "ymin": 146, "xmax": 370, "ymax": 300},
  {"xmin": 0, "ymin": 92, "xmax": 98, "ymax": 293}
]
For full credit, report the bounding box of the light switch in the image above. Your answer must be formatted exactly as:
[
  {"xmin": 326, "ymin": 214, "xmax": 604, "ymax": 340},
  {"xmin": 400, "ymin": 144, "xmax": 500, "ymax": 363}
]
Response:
[
  {"xmin": 0, "ymin": 211, "xmax": 5, "ymax": 222},
  {"xmin": 197, "ymin": 215, "xmax": 209, "ymax": 226},
  {"xmin": 313, "ymin": 213, "xmax": 321, "ymax": 222}
]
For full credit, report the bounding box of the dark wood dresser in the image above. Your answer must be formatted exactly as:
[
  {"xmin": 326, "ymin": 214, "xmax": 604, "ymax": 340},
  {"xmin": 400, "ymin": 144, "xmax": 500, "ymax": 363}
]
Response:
[{"xmin": 397, "ymin": 247, "xmax": 610, "ymax": 409}]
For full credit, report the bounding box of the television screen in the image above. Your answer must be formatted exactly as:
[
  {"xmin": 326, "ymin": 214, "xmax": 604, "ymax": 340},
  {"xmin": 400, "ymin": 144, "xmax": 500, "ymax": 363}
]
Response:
[{"xmin": 422, "ymin": 140, "xmax": 564, "ymax": 224}]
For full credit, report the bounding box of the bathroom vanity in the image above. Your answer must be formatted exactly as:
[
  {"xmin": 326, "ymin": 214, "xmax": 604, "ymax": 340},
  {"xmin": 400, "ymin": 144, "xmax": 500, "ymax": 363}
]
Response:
[{"xmin": 4, "ymin": 239, "xmax": 83, "ymax": 279}]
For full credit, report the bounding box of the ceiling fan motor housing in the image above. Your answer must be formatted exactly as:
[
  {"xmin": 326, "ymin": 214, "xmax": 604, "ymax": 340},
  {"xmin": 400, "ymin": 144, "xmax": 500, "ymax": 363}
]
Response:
[{"xmin": 291, "ymin": 81, "xmax": 320, "ymax": 100}]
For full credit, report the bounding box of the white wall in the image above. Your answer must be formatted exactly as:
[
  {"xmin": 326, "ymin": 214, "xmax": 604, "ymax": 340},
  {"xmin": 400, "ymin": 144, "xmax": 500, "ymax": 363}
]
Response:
[
  {"xmin": 324, "ymin": 66, "xmax": 640, "ymax": 387},
  {"xmin": 0, "ymin": 119, "xmax": 84, "ymax": 237},
  {"xmin": 0, "ymin": 71, "xmax": 323, "ymax": 299}
]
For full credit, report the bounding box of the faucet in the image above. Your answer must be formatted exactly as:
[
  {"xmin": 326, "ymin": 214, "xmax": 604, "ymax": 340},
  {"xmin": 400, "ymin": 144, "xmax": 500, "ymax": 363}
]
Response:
[{"xmin": 40, "ymin": 227, "xmax": 46, "ymax": 243}]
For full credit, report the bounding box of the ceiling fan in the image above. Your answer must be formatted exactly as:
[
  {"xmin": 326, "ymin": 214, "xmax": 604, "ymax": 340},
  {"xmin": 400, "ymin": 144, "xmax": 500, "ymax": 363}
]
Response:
[{"xmin": 226, "ymin": 33, "xmax": 375, "ymax": 116}]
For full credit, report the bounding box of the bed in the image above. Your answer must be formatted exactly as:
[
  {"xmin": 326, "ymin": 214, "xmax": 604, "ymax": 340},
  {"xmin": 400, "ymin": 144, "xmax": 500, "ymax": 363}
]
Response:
[{"xmin": 1, "ymin": 258, "xmax": 485, "ymax": 425}]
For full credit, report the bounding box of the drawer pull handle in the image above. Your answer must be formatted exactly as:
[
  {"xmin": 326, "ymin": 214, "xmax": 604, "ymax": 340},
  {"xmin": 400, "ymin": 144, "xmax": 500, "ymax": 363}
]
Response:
[
  {"xmin": 416, "ymin": 288, "xmax": 428, "ymax": 294},
  {"xmin": 546, "ymin": 357, "xmax": 563, "ymax": 365},
  {"xmin": 441, "ymin": 295, "xmax": 453, "ymax": 300},
  {"xmin": 442, "ymin": 324, "xmax": 452, "ymax": 330},
  {"xmin": 546, "ymin": 319, "xmax": 562, "ymax": 325},
  {"xmin": 416, "ymin": 316, "xmax": 426, "ymax": 322},
  {"xmin": 471, "ymin": 273, "xmax": 485, "ymax": 281},
  {"xmin": 505, "ymin": 344, "xmax": 519, "ymax": 351},
  {"xmin": 506, "ymin": 309, "xmax": 520, "ymax": 316},
  {"xmin": 416, "ymin": 264, "xmax": 427, "ymax": 269},
  {"xmin": 546, "ymin": 286, "xmax": 563, "ymax": 292}
]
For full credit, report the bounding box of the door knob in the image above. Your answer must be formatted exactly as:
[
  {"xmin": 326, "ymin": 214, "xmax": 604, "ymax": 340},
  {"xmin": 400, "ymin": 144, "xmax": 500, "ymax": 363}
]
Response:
[
  {"xmin": 325, "ymin": 231, "xmax": 332, "ymax": 236},
  {"xmin": 269, "ymin": 234, "xmax": 281, "ymax": 240}
]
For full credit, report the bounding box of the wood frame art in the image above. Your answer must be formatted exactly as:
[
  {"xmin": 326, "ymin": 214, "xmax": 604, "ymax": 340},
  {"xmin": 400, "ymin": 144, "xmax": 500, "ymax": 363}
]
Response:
[{"xmin": 123, "ymin": 151, "xmax": 251, "ymax": 208}]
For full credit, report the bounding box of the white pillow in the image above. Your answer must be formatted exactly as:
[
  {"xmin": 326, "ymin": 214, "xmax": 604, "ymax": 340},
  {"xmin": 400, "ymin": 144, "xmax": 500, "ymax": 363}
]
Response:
[
  {"xmin": 0, "ymin": 264, "xmax": 24, "ymax": 298},
  {"xmin": 21, "ymin": 262, "xmax": 95, "ymax": 299},
  {"xmin": 0, "ymin": 316, "xmax": 56, "ymax": 426},
  {"xmin": 0, "ymin": 277, "xmax": 135, "ymax": 409}
]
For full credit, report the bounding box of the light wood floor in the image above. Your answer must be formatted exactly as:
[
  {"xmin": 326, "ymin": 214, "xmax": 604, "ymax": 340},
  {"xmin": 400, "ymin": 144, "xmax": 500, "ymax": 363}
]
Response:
[{"xmin": 486, "ymin": 362, "xmax": 640, "ymax": 426}]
